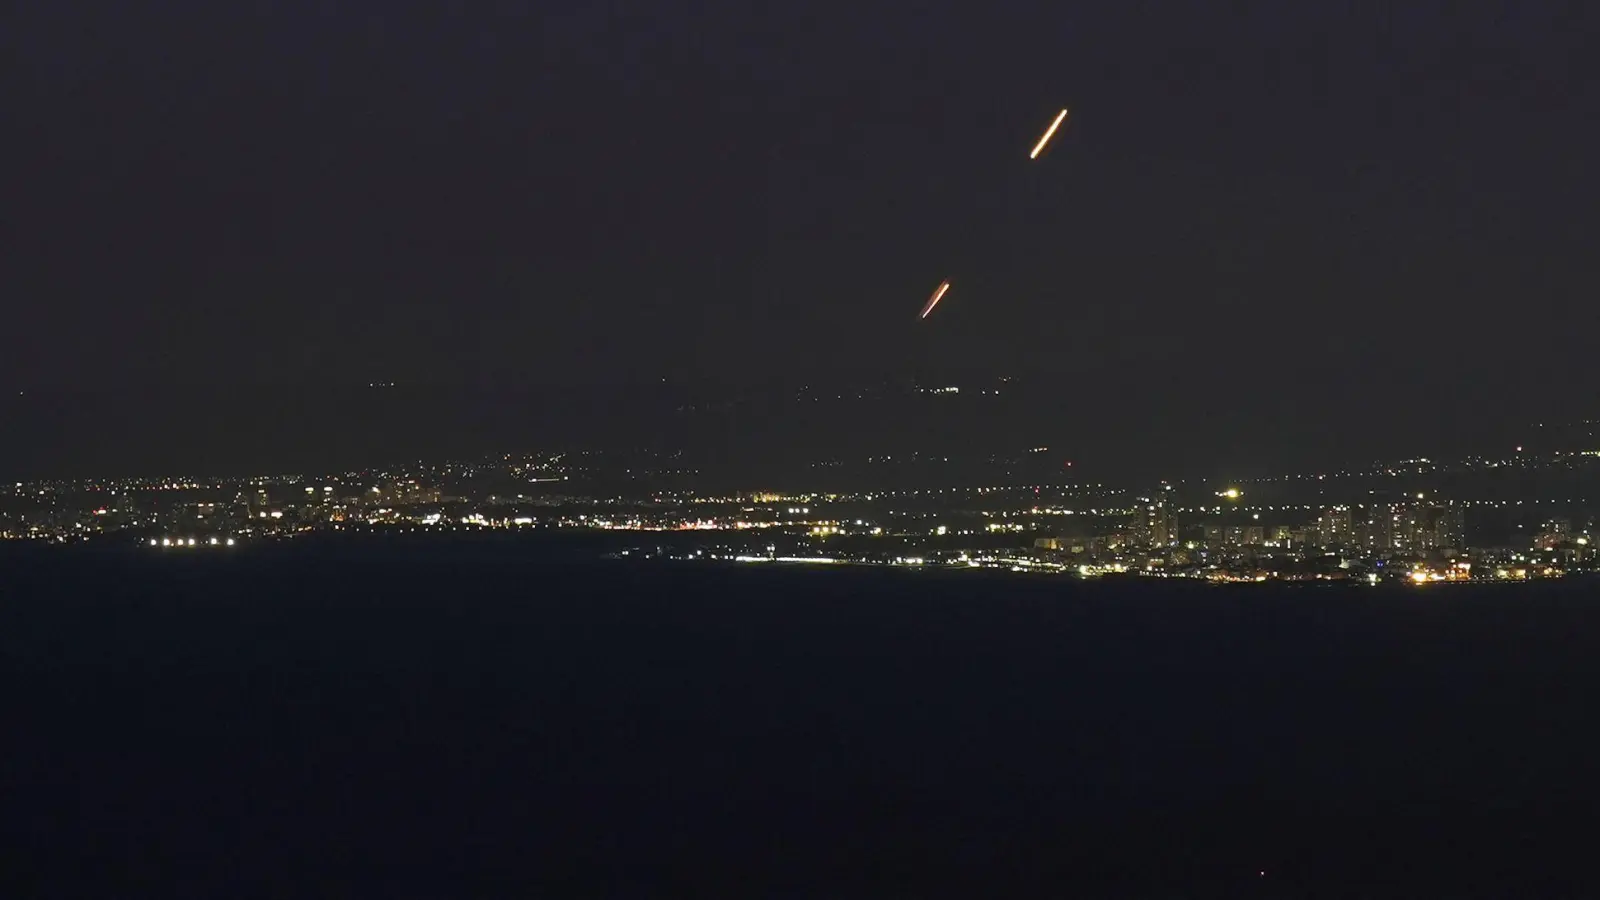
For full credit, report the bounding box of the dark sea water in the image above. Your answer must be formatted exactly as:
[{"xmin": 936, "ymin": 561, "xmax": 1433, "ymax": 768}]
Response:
[{"xmin": 6, "ymin": 540, "xmax": 1600, "ymax": 898}]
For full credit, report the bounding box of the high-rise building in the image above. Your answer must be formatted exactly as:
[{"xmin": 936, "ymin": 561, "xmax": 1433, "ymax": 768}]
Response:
[
  {"xmin": 1129, "ymin": 488, "xmax": 1176, "ymax": 549},
  {"xmin": 1318, "ymin": 507, "xmax": 1354, "ymax": 547},
  {"xmin": 1391, "ymin": 505, "xmax": 1425, "ymax": 552},
  {"xmin": 244, "ymin": 488, "xmax": 271, "ymax": 519},
  {"xmin": 1357, "ymin": 505, "xmax": 1395, "ymax": 553},
  {"xmin": 1128, "ymin": 504, "xmax": 1152, "ymax": 548},
  {"xmin": 1151, "ymin": 499, "xmax": 1175, "ymax": 547},
  {"xmin": 1434, "ymin": 507, "xmax": 1466, "ymax": 549},
  {"xmin": 1534, "ymin": 518, "xmax": 1573, "ymax": 550}
]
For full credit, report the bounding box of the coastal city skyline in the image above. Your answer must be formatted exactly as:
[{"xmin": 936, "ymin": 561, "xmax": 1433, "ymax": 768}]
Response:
[{"xmin": 8, "ymin": 413, "xmax": 1596, "ymax": 585}]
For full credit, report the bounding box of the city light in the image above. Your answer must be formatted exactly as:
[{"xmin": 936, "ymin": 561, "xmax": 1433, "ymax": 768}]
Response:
[{"xmin": 6, "ymin": 437, "xmax": 1595, "ymax": 584}]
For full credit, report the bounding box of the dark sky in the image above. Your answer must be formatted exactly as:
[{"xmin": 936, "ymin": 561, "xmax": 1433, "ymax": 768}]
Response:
[{"xmin": 5, "ymin": 4, "xmax": 1597, "ymax": 412}]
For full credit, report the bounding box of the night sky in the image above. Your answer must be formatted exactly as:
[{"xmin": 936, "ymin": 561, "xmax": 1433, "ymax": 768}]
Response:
[{"xmin": 5, "ymin": 3, "xmax": 1598, "ymax": 470}]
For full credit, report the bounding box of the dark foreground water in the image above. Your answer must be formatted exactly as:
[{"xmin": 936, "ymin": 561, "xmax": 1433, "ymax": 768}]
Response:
[{"xmin": 6, "ymin": 540, "xmax": 1600, "ymax": 898}]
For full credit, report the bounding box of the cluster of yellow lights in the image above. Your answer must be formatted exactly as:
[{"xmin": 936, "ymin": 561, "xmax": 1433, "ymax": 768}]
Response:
[{"xmin": 150, "ymin": 537, "xmax": 236, "ymax": 547}]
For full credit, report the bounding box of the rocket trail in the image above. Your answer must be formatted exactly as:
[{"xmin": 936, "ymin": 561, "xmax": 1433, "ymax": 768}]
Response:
[
  {"xmin": 1028, "ymin": 108, "xmax": 1069, "ymax": 159},
  {"xmin": 919, "ymin": 280, "xmax": 951, "ymax": 319}
]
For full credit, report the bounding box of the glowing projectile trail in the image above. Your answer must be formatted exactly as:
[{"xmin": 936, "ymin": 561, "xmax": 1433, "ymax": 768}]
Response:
[
  {"xmin": 1028, "ymin": 108, "xmax": 1069, "ymax": 159},
  {"xmin": 919, "ymin": 280, "xmax": 951, "ymax": 319}
]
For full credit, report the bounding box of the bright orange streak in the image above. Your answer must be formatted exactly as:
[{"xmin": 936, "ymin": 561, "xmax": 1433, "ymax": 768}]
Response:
[
  {"xmin": 1028, "ymin": 108, "xmax": 1069, "ymax": 159},
  {"xmin": 919, "ymin": 280, "xmax": 951, "ymax": 319}
]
